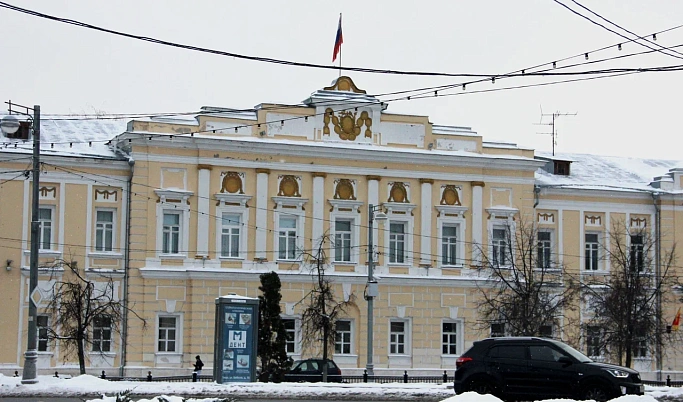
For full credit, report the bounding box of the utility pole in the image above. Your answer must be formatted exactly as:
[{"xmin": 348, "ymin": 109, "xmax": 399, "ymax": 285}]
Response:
[{"xmin": 534, "ymin": 109, "xmax": 576, "ymax": 156}]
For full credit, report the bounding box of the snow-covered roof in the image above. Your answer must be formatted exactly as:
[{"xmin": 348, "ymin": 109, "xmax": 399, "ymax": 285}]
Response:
[
  {"xmin": 535, "ymin": 151, "xmax": 683, "ymax": 192},
  {"xmin": 0, "ymin": 117, "xmax": 129, "ymax": 160}
]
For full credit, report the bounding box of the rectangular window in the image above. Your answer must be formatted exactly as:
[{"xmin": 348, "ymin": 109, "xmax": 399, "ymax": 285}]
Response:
[
  {"xmin": 389, "ymin": 222, "xmax": 406, "ymax": 264},
  {"xmin": 334, "ymin": 219, "xmax": 352, "ymax": 262},
  {"xmin": 157, "ymin": 316, "xmax": 177, "ymax": 352},
  {"xmin": 539, "ymin": 324, "xmax": 553, "ymax": 338},
  {"xmin": 221, "ymin": 213, "xmax": 241, "ymax": 258},
  {"xmin": 441, "ymin": 225, "xmax": 458, "ymax": 266},
  {"xmin": 389, "ymin": 320, "xmax": 406, "ymax": 354},
  {"xmin": 442, "ymin": 322, "xmax": 459, "ymax": 355},
  {"xmin": 334, "ymin": 320, "xmax": 352, "ymax": 354},
  {"xmin": 283, "ymin": 319, "xmax": 296, "ymax": 354},
  {"xmin": 633, "ymin": 328, "xmax": 647, "ymax": 358},
  {"xmin": 629, "ymin": 234, "xmax": 645, "ymax": 272},
  {"xmin": 491, "ymin": 322, "xmax": 505, "ymax": 338},
  {"xmin": 586, "ymin": 326, "xmax": 603, "ymax": 357},
  {"xmin": 278, "ymin": 216, "xmax": 297, "ymax": 260},
  {"xmin": 537, "ymin": 231, "xmax": 551, "ymax": 269},
  {"xmin": 492, "ymin": 228, "xmax": 508, "ymax": 266},
  {"xmin": 95, "ymin": 210, "xmax": 114, "ymax": 252},
  {"xmin": 92, "ymin": 315, "xmax": 112, "ymax": 352},
  {"xmin": 38, "ymin": 207, "xmax": 53, "ymax": 250},
  {"xmin": 37, "ymin": 314, "xmax": 49, "ymax": 352},
  {"xmin": 585, "ymin": 233, "xmax": 600, "ymax": 270},
  {"xmin": 162, "ymin": 212, "xmax": 181, "ymax": 254}
]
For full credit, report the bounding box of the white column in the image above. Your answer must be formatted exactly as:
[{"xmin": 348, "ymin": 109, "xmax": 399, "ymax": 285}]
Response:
[
  {"xmin": 196, "ymin": 167, "xmax": 211, "ymax": 257},
  {"xmin": 367, "ymin": 176, "xmax": 380, "ymax": 265},
  {"xmin": 472, "ymin": 182, "xmax": 484, "ymax": 266},
  {"xmin": 420, "ymin": 179, "xmax": 433, "ymax": 266},
  {"xmin": 255, "ymin": 169, "xmax": 270, "ymax": 260},
  {"xmin": 312, "ymin": 174, "xmax": 326, "ymax": 249}
]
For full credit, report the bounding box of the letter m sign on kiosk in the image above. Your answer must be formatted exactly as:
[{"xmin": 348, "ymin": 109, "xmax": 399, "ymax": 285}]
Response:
[{"xmin": 214, "ymin": 294, "xmax": 259, "ymax": 383}]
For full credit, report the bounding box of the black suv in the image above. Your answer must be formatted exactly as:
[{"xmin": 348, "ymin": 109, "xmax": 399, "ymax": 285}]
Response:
[{"xmin": 454, "ymin": 337, "xmax": 644, "ymax": 401}]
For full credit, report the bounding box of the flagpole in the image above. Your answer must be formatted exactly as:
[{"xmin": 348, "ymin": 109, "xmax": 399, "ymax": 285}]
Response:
[{"xmin": 339, "ymin": 13, "xmax": 342, "ymax": 77}]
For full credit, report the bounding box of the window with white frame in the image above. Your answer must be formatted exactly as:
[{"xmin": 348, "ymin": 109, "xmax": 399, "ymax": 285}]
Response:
[
  {"xmin": 95, "ymin": 209, "xmax": 115, "ymax": 252},
  {"xmin": 220, "ymin": 213, "xmax": 241, "ymax": 258},
  {"xmin": 629, "ymin": 234, "xmax": 645, "ymax": 272},
  {"xmin": 334, "ymin": 320, "xmax": 352, "ymax": 354},
  {"xmin": 441, "ymin": 225, "xmax": 459, "ymax": 266},
  {"xmin": 334, "ymin": 219, "xmax": 353, "ymax": 263},
  {"xmin": 539, "ymin": 323, "xmax": 553, "ymax": 338},
  {"xmin": 442, "ymin": 321, "xmax": 460, "ymax": 355},
  {"xmin": 92, "ymin": 314, "xmax": 112, "ymax": 352},
  {"xmin": 585, "ymin": 233, "xmax": 600, "ymax": 270},
  {"xmin": 37, "ymin": 314, "xmax": 49, "ymax": 352},
  {"xmin": 162, "ymin": 212, "xmax": 181, "ymax": 254},
  {"xmin": 586, "ymin": 325, "xmax": 604, "ymax": 357},
  {"xmin": 491, "ymin": 322, "xmax": 505, "ymax": 337},
  {"xmin": 38, "ymin": 207, "xmax": 53, "ymax": 250},
  {"xmin": 389, "ymin": 222, "xmax": 406, "ymax": 264},
  {"xmin": 492, "ymin": 228, "xmax": 509, "ymax": 266},
  {"xmin": 633, "ymin": 327, "xmax": 648, "ymax": 358},
  {"xmin": 389, "ymin": 320, "xmax": 407, "ymax": 354},
  {"xmin": 537, "ymin": 231, "xmax": 552, "ymax": 269},
  {"xmin": 282, "ymin": 318, "xmax": 298, "ymax": 354},
  {"xmin": 278, "ymin": 215, "xmax": 298, "ymax": 260},
  {"xmin": 157, "ymin": 316, "xmax": 178, "ymax": 352}
]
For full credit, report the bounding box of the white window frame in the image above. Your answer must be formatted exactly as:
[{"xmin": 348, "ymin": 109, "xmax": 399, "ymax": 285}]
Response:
[
  {"xmin": 382, "ymin": 203, "xmax": 416, "ymax": 267},
  {"xmin": 629, "ymin": 233, "xmax": 646, "ymax": 272},
  {"xmin": 216, "ymin": 206, "xmax": 249, "ymax": 260},
  {"xmin": 437, "ymin": 214, "xmax": 466, "ymax": 268},
  {"xmin": 442, "ymin": 320, "xmax": 464, "ymax": 356},
  {"xmin": 490, "ymin": 321, "xmax": 506, "ymax": 337},
  {"xmin": 37, "ymin": 314, "xmax": 50, "ymax": 352},
  {"xmin": 586, "ymin": 325, "xmax": 604, "ymax": 358},
  {"xmin": 156, "ymin": 314, "xmax": 183, "ymax": 354},
  {"xmin": 537, "ymin": 230, "xmax": 553, "ymax": 269},
  {"xmin": 91, "ymin": 314, "xmax": 113, "ymax": 353},
  {"xmin": 281, "ymin": 316, "xmax": 301, "ymax": 356},
  {"xmin": 38, "ymin": 206, "xmax": 55, "ymax": 251},
  {"xmin": 584, "ymin": 232, "xmax": 601, "ymax": 271},
  {"xmin": 155, "ymin": 190, "xmax": 193, "ymax": 259},
  {"xmin": 389, "ymin": 319, "xmax": 410, "ymax": 355},
  {"xmin": 334, "ymin": 319, "xmax": 354, "ymax": 355},
  {"xmin": 490, "ymin": 226, "xmax": 511, "ymax": 268},
  {"xmin": 94, "ymin": 208, "xmax": 116, "ymax": 253},
  {"xmin": 272, "ymin": 197, "xmax": 308, "ymax": 263},
  {"xmin": 331, "ymin": 216, "xmax": 358, "ymax": 264}
]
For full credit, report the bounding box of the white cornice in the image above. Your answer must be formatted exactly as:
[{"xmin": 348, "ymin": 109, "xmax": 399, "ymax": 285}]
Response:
[
  {"xmin": 538, "ymin": 187, "xmax": 656, "ymax": 200},
  {"xmin": 215, "ymin": 193, "xmax": 252, "ymax": 207}
]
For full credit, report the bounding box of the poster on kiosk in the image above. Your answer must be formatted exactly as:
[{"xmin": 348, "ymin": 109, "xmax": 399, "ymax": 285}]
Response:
[{"xmin": 214, "ymin": 294, "xmax": 259, "ymax": 383}]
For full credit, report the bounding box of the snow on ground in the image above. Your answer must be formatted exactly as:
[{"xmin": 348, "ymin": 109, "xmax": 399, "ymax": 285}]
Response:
[{"xmin": 1, "ymin": 374, "xmax": 682, "ymax": 402}]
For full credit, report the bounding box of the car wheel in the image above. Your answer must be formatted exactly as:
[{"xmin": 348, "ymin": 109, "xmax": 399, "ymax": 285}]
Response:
[
  {"xmin": 467, "ymin": 378, "xmax": 497, "ymax": 395},
  {"xmin": 582, "ymin": 384, "xmax": 610, "ymax": 401}
]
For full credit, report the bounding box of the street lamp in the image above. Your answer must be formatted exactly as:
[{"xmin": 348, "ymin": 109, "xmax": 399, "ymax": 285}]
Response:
[
  {"xmin": 2, "ymin": 103, "xmax": 41, "ymax": 384},
  {"xmin": 366, "ymin": 204, "xmax": 386, "ymax": 377}
]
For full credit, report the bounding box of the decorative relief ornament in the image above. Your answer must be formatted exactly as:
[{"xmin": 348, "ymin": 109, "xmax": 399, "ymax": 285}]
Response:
[
  {"xmin": 95, "ymin": 189, "xmax": 118, "ymax": 202},
  {"xmin": 323, "ymin": 76, "xmax": 367, "ymax": 94},
  {"xmin": 585, "ymin": 215, "xmax": 602, "ymax": 226},
  {"xmin": 220, "ymin": 172, "xmax": 245, "ymax": 194},
  {"xmin": 278, "ymin": 175, "xmax": 301, "ymax": 197},
  {"xmin": 323, "ymin": 108, "xmax": 372, "ymax": 140},
  {"xmin": 334, "ymin": 179, "xmax": 356, "ymax": 200},
  {"xmin": 440, "ymin": 185, "xmax": 462, "ymax": 206},
  {"xmin": 387, "ymin": 182, "xmax": 409, "ymax": 203}
]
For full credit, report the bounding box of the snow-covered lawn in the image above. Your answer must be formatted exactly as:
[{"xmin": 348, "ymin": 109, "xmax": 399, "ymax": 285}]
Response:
[{"xmin": 1, "ymin": 374, "xmax": 682, "ymax": 402}]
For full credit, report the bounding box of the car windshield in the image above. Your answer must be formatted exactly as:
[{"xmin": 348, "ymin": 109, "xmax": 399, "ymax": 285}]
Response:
[{"xmin": 552, "ymin": 340, "xmax": 593, "ymax": 363}]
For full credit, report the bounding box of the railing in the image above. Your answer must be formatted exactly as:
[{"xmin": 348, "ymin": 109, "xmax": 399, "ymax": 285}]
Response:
[{"xmin": 643, "ymin": 375, "xmax": 683, "ymax": 387}]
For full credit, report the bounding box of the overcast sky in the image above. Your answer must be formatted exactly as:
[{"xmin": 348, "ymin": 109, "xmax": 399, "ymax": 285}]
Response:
[{"xmin": 1, "ymin": 0, "xmax": 682, "ymax": 160}]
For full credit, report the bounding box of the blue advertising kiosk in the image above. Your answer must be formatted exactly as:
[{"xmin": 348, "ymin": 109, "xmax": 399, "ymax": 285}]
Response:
[{"xmin": 214, "ymin": 294, "xmax": 259, "ymax": 383}]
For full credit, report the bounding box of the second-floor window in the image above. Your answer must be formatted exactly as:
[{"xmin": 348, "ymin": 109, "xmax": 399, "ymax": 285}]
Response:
[
  {"xmin": 441, "ymin": 225, "xmax": 458, "ymax": 266},
  {"xmin": 38, "ymin": 207, "xmax": 53, "ymax": 250},
  {"xmin": 162, "ymin": 212, "xmax": 181, "ymax": 254},
  {"xmin": 389, "ymin": 222, "xmax": 406, "ymax": 264},
  {"xmin": 278, "ymin": 216, "xmax": 297, "ymax": 260},
  {"xmin": 92, "ymin": 315, "xmax": 112, "ymax": 352},
  {"xmin": 537, "ymin": 231, "xmax": 552, "ymax": 269},
  {"xmin": 585, "ymin": 233, "xmax": 600, "ymax": 270},
  {"xmin": 221, "ymin": 213, "xmax": 241, "ymax": 258},
  {"xmin": 95, "ymin": 210, "xmax": 114, "ymax": 252},
  {"xmin": 629, "ymin": 234, "xmax": 644, "ymax": 272},
  {"xmin": 334, "ymin": 219, "xmax": 352, "ymax": 262},
  {"xmin": 492, "ymin": 228, "xmax": 508, "ymax": 266}
]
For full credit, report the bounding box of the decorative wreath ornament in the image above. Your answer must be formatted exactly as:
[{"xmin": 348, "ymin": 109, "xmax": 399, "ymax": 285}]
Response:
[{"xmin": 323, "ymin": 108, "xmax": 372, "ymax": 140}]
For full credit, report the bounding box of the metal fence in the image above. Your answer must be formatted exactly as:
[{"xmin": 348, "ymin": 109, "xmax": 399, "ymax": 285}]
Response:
[{"xmin": 643, "ymin": 376, "xmax": 683, "ymax": 387}]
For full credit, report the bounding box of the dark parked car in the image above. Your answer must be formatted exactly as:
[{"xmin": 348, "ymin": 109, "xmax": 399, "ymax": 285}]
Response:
[
  {"xmin": 454, "ymin": 337, "xmax": 644, "ymax": 401},
  {"xmin": 284, "ymin": 358, "xmax": 342, "ymax": 383}
]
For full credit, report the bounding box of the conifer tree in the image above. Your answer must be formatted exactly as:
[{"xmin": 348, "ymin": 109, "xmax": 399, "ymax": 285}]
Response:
[{"xmin": 257, "ymin": 271, "xmax": 292, "ymax": 382}]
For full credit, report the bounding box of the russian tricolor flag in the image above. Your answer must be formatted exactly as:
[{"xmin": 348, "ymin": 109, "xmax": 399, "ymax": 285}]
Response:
[{"xmin": 332, "ymin": 14, "xmax": 343, "ymax": 62}]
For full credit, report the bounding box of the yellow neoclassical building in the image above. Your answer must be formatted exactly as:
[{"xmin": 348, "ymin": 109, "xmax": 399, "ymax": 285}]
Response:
[{"xmin": 1, "ymin": 77, "xmax": 682, "ymax": 378}]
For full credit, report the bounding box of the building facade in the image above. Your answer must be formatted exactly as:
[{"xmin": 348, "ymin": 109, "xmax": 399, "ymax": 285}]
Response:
[{"xmin": 1, "ymin": 77, "xmax": 682, "ymax": 378}]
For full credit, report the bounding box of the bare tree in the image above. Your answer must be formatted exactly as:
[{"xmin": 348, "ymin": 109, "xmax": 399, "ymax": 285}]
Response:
[
  {"xmin": 296, "ymin": 235, "xmax": 355, "ymax": 381},
  {"xmin": 44, "ymin": 259, "xmax": 145, "ymax": 374},
  {"xmin": 576, "ymin": 221, "xmax": 677, "ymax": 367},
  {"xmin": 474, "ymin": 218, "xmax": 580, "ymax": 339}
]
